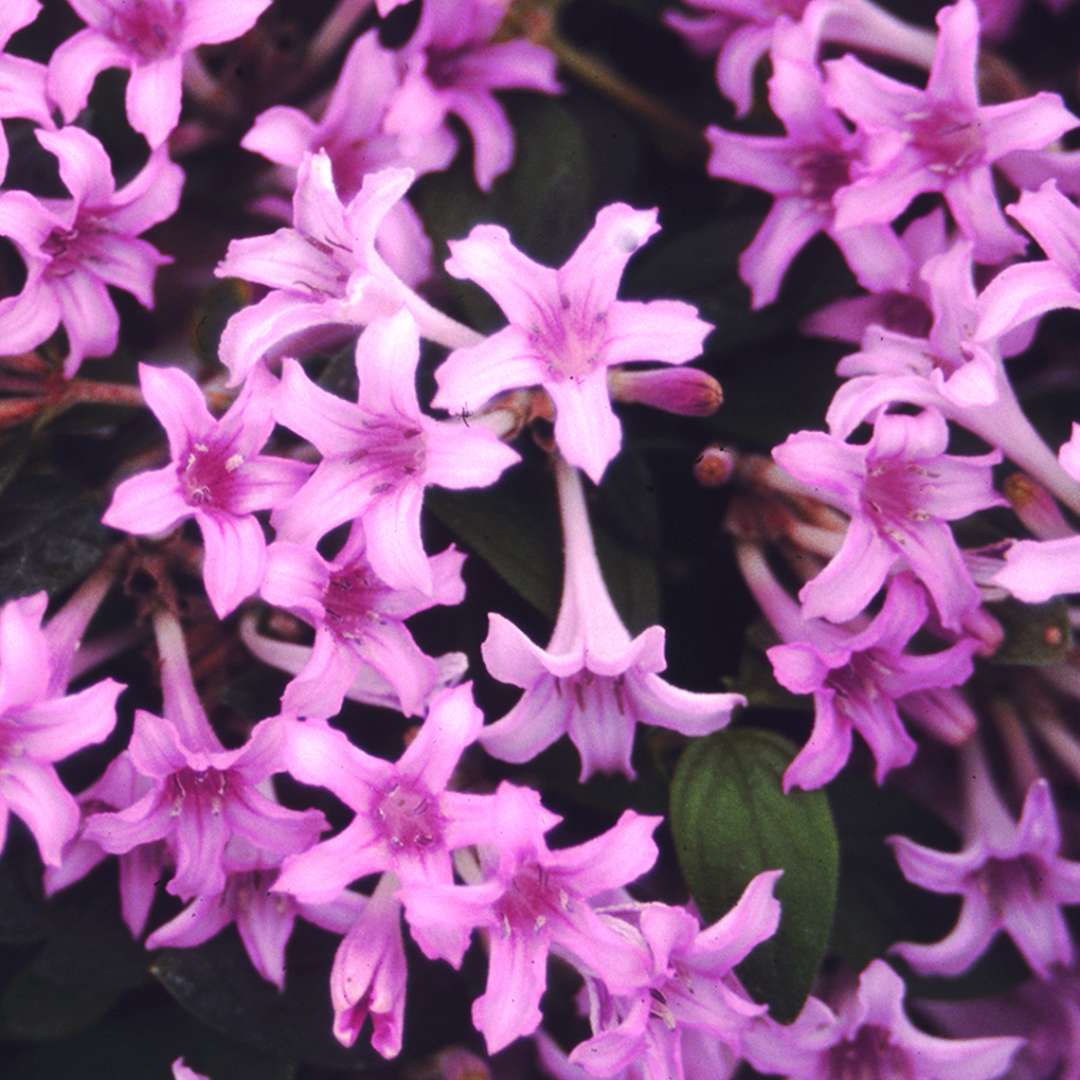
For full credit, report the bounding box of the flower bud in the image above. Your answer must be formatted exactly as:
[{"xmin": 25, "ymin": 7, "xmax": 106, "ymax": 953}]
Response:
[
  {"xmin": 694, "ymin": 443, "xmax": 735, "ymax": 487},
  {"xmin": 1004, "ymin": 472, "xmax": 1072, "ymax": 539},
  {"xmin": 609, "ymin": 366, "xmax": 723, "ymax": 416}
]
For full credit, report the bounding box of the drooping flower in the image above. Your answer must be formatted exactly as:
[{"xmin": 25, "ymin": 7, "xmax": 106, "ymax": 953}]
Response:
[
  {"xmin": 215, "ymin": 154, "xmax": 481, "ymax": 384},
  {"xmin": 0, "ymin": 0, "xmax": 54, "ymax": 183},
  {"xmin": 773, "ymin": 408, "xmax": 1004, "ymax": 629},
  {"xmin": 103, "ymin": 363, "xmax": 311, "ymax": 618},
  {"xmin": 241, "ymin": 29, "xmax": 455, "ymax": 287},
  {"xmin": 824, "ymin": 0, "xmax": 1078, "ymax": 263},
  {"xmin": 0, "ymin": 126, "xmax": 182, "ymax": 376},
  {"xmin": 48, "ymin": 0, "xmax": 273, "ymax": 147},
  {"xmin": 146, "ymin": 859, "xmax": 361, "ymax": 989},
  {"xmin": 742, "ymin": 959, "xmax": 1024, "ymax": 1078},
  {"xmin": 480, "ymin": 456, "xmax": 743, "ymax": 780},
  {"xmin": 0, "ymin": 592, "xmax": 123, "ymax": 867},
  {"xmin": 568, "ymin": 872, "xmax": 782, "ymax": 1078},
  {"xmin": 891, "ymin": 740, "xmax": 1080, "ymax": 979},
  {"xmin": 260, "ymin": 528, "xmax": 465, "ymax": 719},
  {"xmin": 398, "ymin": 782, "xmax": 659, "ymax": 1055},
  {"xmin": 172, "ymin": 1060, "xmax": 211, "ymax": 1080},
  {"xmin": 706, "ymin": 17, "xmax": 911, "ymax": 309},
  {"xmin": 383, "ymin": 0, "xmax": 562, "ymax": 190},
  {"xmin": 272, "ymin": 685, "xmax": 491, "ymax": 924},
  {"xmin": 432, "ymin": 204, "xmax": 712, "ymax": 483},
  {"xmin": 272, "ymin": 308, "xmax": 519, "ymax": 595},
  {"xmin": 737, "ymin": 543, "xmax": 976, "ymax": 790}
]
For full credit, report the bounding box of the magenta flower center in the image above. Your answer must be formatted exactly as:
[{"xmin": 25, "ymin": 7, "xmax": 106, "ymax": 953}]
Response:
[
  {"xmin": 41, "ymin": 215, "xmax": 108, "ymax": 277},
  {"xmin": 374, "ymin": 779, "xmax": 443, "ymax": 851},
  {"xmin": 795, "ymin": 148, "xmax": 853, "ymax": 207},
  {"xmin": 180, "ymin": 439, "xmax": 244, "ymax": 509},
  {"xmin": 323, "ymin": 565, "xmax": 382, "ymax": 640},
  {"xmin": 981, "ymin": 854, "xmax": 1050, "ymax": 917},
  {"xmin": 350, "ymin": 417, "xmax": 426, "ymax": 492},
  {"xmin": 556, "ymin": 670, "xmax": 629, "ymax": 716},
  {"xmin": 825, "ymin": 1025, "xmax": 915, "ymax": 1080},
  {"xmin": 862, "ymin": 458, "xmax": 936, "ymax": 529},
  {"xmin": 170, "ymin": 766, "xmax": 231, "ymax": 815},
  {"xmin": 880, "ymin": 292, "xmax": 932, "ymax": 338},
  {"xmin": 495, "ymin": 863, "xmax": 565, "ymax": 935},
  {"xmin": 528, "ymin": 295, "xmax": 609, "ymax": 383},
  {"xmin": 907, "ymin": 105, "xmax": 985, "ymax": 175},
  {"xmin": 106, "ymin": 0, "xmax": 184, "ymax": 61}
]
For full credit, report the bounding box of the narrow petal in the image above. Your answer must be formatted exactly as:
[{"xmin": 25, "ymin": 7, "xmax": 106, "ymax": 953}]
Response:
[
  {"xmin": 799, "ymin": 519, "xmax": 895, "ymax": 623},
  {"xmin": 139, "ymin": 363, "xmax": 214, "ymax": 455},
  {"xmin": 892, "ymin": 894, "xmax": 997, "ymax": 976},
  {"xmin": 46, "ymin": 29, "xmax": 127, "ymax": 124},
  {"xmin": 52, "ymin": 272, "xmax": 120, "ymax": 375},
  {"xmin": 480, "ymin": 677, "xmax": 567, "ymax": 763},
  {"xmin": 422, "ymin": 419, "xmax": 521, "ymax": 490},
  {"xmin": 14, "ymin": 678, "xmax": 122, "ymax": 760},
  {"xmin": 271, "ymin": 459, "xmax": 373, "ymax": 546},
  {"xmin": 354, "ymin": 308, "xmax": 421, "ymax": 418},
  {"xmin": 995, "ymin": 536, "xmax": 1080, "ymax": 602},
  {"xmin": 125, "ymin": 56, "xmax": 184, "ymax": 149},
  {"xmin": 550, "ymin": 811, "xmax": 661, "ymax": 897},
  {"xmin": 170, "ymin": 797, "xmax": 230, "ymax": 898},
  {"xmin": 431, "ymin": 326, "xmax": 546, "ymax": 414},
  {"xmin": 445, "ymin": 89, "xmax": 514, "ymax": 191},
  {"xmin": 36, "ymin": 126, "xmax": 115, "ymax": 205},
  {"xmin": 273, "ymin": 820, "xmax": 385, "ymax": 904},
  {"xmin": 0, "ymin": 760, "xmax": 79, "ymax": 866},
  {"xmin": 146, "ymin": 893, "xmax": 233, "ymax": 950},
  {"xmin": 693, "ymin": 869, "xmax": 784, "ymax": 973},
  {"xmin": 472, "ymin": 932, "xmax": 549, "ymax": 1055},
  {"xmin": 0, "ymin": 593, "xmax": 49, "ymax": 710},
  {"xmin": 196, "ymin": 511, "xmax": 266, "ymax": 618},
  {"xmin": 361, "ymin": 483, "xmax": 431, "ymax": 594},
  {"xmin": 103, "ymin": 466, "xmax": 190, "ymax": 536},
  {"xmin": 629, "ymin": 672, "xmax": 742, "ymax": 737},
  {"xmin": 236, "ymin": 886, "xmax": 296, "ymax": 989},
  {"xmin": 181, "ymin": 0, "xmax": 272, "ymax": 47},
  {"xmin": 975, "ymin": 261, "xmax": 1080, "ymax": 343},
  {"xmin": 285, "ymin": 719, "xmax": 391, "ymax": 808},
  {"xmin": 281, "ymin": 630, "xmax": 360, "ymax": 721},
  {"xmin": 84, "ymin": 790, "xmax": 172, "ymax": 855},
  {"xmin": 275, "ymin": 359, "xmax": 364, "ymax": 456},
  {"xmin": 738, "ymin": 197, "xmax": 824, "ymax": 309},
  {"xmin": 547, "ymin": 370, "xmax": 622, "ymax": 485},
  {"xmin": 783, "ymin": 691, "xmax": 853, "ymax": 791}
]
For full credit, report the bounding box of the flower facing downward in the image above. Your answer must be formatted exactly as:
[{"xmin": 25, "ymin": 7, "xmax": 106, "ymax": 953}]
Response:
[
  {"xmin": 433, "ymin": 204, "xmax": 713, "ymax": 483},
  {"xmin": 103, "ymin": 364, "xmax": 311, "ymax": 618},
  {"xmin": 480, "ymin": 457, "xmax": 743, "ymax": 780}
]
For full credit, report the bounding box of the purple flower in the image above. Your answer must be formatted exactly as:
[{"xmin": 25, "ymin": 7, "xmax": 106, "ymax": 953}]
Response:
[
  {"xmin": 706, "ymin": 17, "xmax": 911, "ymax": 309},
  {"xmin": 242, "ymin": 29, "xmax": 455, "ymax": 287},
  {"xmin": 0, "ymin": 126, "xmax": 182, "ymax": 377},
  {"xmin": 103, "ymin": 364, "xmax": 311, "ymax": 618},
  {"xmin": 330, "ymin": 872, "xmax": 407, "ymax": 1055},
  {"xmin": 272, "ymin": 308, "xmax": 518, "ymax": 594},
  {"xmin": 743, "ymin": 959, "xmax": 1024, "ymax": 1078},
  {"xmin": 216, "ymin": 154, "xmax": 482, "ymax": 384},
  {"xmin": 260, "ymin": 529, "xmax": 465, "ymax": 719},
  {"xmin": 146, "ymin": 865, "xmax": 361, "ymax": 990},
  {"xmin": 0, "ymin": 0, "xmax": 54, "ymax": 183},
  {"xmin": 48, "ymin": 0, "xmax": 272, "ymax": 147},
  {"xmin": 432, "ymin": 204, "xmax": 712, "ymax": 483},
  {"xmin": 398, "ymin": 782, "xmax": 659, "ymax": 1055},
  {"xmin": 773, "ymin": 408, "xmax": 1003, "ymax": 629},
  {"xmin": 0, "ymin": 592, "xmax": 123, "ymax": 867},
  {"xmin": 273, "ymin": 685, "xmax": 490, "ymax": 908},
  {"xmin": 891, "ymin": 742, "xmax": 1080, "ymax": 979},
  {"xmin": 568, "ymin": 872, "xmax": 782, "ymax": 1076},
  {"xmin": 739, "ymin": 542, "xmax": 976, "ymax": 790},
  {"xmin": 172, "ymin": 1060, "xmax": 210, "ymax": 1080},
  {"xmin": 824, "ymin": 0, "xmax": 1078, "ymax": 262},
  {"xmin": 85, "ymin": 707, "xmax": 326, "ymax": 901},
  {"xmin": 481, "ymin": 457, "xmax": 743, "ymax": 780},
  {"xmin": 383, "ymin": 0, "xmax": 562, "ymax": 190}
]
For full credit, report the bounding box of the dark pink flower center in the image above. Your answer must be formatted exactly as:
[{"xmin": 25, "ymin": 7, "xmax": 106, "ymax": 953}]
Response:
[
  {"xmin": 555, "ymin": 670, "xmax": 629, "ymax": 715},
  {"xmin": 907, "ymin": 105, "xmax": 985, "ymax": 176},
  {"xmin": 106, "ymin": 0, "xmax": 184, "ymax": 61},
  {"xmin": 862, "ymin": 458, "xmax": 937, "ymax": 530},
  {"xmin": 180, "ymin": 439, "xmax": 244, "ymax": 509},
  {"xmin": 495, "ymin": 863, "xmax": 566, "ymax": 936},
  {"xmin": 981, "ymin": 854, "xmax": 1049, "ymax": 917},
  {"xmin": 41, "ymin": 215, "xmax": 108, "ymax": 277},
  {"xmin": 880, "ymin": 292, "xmax": 932, "ymax": 338},
  {"xmin": 169, "ymin": 766, "xmax": 231, "ymax": 814},
  {"xmin": 529, "ymin": 295, "xmax": 609, "ymax": 383},
  {"xmin": 826, "ymin": 1025, "xmax": 915, "ymax": 1080},
  {"xmin": 323, "ymin": 564, "xmax": 383, "ymax": 640},
  {"xmin": 374, "ymin": 779, "xmax": 443, "ymax": 851},
  {"xmin": 795, "ymin": 148, "xmax": 853, "ymax": 206},
  {"xmin": 349, "ymin": 417, "xmax": 426, "ymax": 493}
]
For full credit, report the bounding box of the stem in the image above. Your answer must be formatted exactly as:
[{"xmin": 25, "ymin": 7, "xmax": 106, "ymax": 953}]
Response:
[
  {"xmin": 961, "ymin": 735, "xmax": 1017, "ymax": 842},
  {"xmin": 0, "ymin": 398, "xmax": 42, "ymax": 427},
  {"xmin": 307, "ymin": 0, "xmax": 375, "ymax": 71},
  {"xmin": 61, "ymin": 380, "xmax": 145, "ymax": 409}
]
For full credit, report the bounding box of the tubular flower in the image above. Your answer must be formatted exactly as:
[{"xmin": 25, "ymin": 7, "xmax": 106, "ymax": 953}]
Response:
[
  {"xmin": 48, "ymin": 0, "xmax": 273, "ymax": 147},
  {"xmin": 480, "ymin": 457, "xmax": 743, "ymax": 780},
  {"xmin": 432, "ymin": 204, "xmax": 713, "ymax": 483},
  {"xmin": 0, "ymin": 0, "xmax": 53, "ymax": 183},
  {"xmin": 0, "ymin": 126, "xmax": 182, "ymax": 377}
]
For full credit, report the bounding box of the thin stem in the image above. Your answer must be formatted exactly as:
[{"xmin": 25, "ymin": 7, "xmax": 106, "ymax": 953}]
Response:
[
  {"xmin": 62, "ymin": 380, "xmax": 145, "ymax": 409},
  {"xmin": 307, "ymin": 0, "xmax": 375, "ymax": 71}
]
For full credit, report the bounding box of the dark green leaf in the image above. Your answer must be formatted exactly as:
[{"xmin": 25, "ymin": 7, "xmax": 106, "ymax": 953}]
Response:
[
  {"xmin": 670, "ymin": 727, "xmax": 838, "ymax": 1021},
  {"xmin": 986, "ymin": 597, "xmax": 1072, "ymax": 666},
  {"xmin": 0, "ymin": 859, "xmax": 48, "ymax": 945}
]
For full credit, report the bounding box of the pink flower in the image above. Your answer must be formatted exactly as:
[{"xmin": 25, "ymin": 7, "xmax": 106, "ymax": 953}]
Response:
[
  {"xmin": 773, "ymin": 408, "xmax": 1003, "ymax": 629},
  {"xmin": 273, "ymin": 686, "xmax": 490, "ymax": 919},
  {"xmin": 172, "ymin": 1060, "xmax": 210, "ymax": 1080},
  {"xmin": 147, "ymin": 865, "xmax": 361, "ymax": 990},
  {"xmin": 48, "ymin": 0, "xmax": 273, "ymax": 147},
  {"xmin": 824, "ymin": 0, "xmax": 1078, "ymax": 262},
  {"xmin": 433, "ymin": 205, "xmax": 712, "ymax": 483},
  {"xmin": 383, "ymin": 0, "xmax": 562, "ymax": 190},
  {"xmin": 241, "ymin": 29, "xmax": 454, "ymax": 287},
  {"xmin": 0, "ymin": 0, "xmax": 54, "ymax": 183},
  {"xmin": 0, "ymin": 126, "xmax": 182, "ymax": 377},
  {"xmin": 743, "ymin": 959, "xmax": 1024, "ymax": 1078},
  {"xmin": 739, "ymin": 544, "xmax": 976, "ymax": 790},
  {"xmin": 103, "ymin": 364, "xmax": 311, "ymax": 618},
  {"xmin": 706, "ymin": 17, "xmax": 911, "ymax": 309},
  {"xmin": 568, "ymin": 872, "xmax": 782, "ymax": 1076},
  {"xmin": 481, "ymin": 457, "xmax": 742, "ymax": 779},
  {"xmin": 85, "ymin": 677, "xmax": 326, "ymax": 900},
  {"xmin": 0, "ymin": 592, "xmax": 123, "ymax": 867},
  {"xmin": 216, "ymin": 153, "xmax": 481, "ymax": 384},
  {"xmin": 891, "ymin": 741, "xmax": 1080, "ymax": 979},
  {"xmin": 398, "ymin": 782, "xmax": 659, "ymax": 1055},
  {"xmin": 272, "ymin": 308, "xmax": 518, "ymax": 595},
  {"xmin": 329, "ymin": 872, "xmax": 407, "ymax": 1055},
  {"xmin": 260, "ymin": 529, "xmax": 465, "ymax": 720}
]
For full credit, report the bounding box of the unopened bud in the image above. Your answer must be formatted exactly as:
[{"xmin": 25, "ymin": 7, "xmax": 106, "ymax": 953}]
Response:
[
  {"xmin": 1004, "ymin": 472, "xmax": 1072, "ymax": 539},
  {"xmin": 609, "ymin": 366, "xmax": 723, "ymax": 416},
  {"xmin": 436, "ymin": 1048, "xmax": 492, "ymax": 1080},
  {"xmin": 694, "ymin": 444, "xmax": 735, "ymax": 487}
]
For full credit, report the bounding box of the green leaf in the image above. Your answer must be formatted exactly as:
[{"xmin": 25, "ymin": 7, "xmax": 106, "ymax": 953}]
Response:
[
  {"xmin": 986, "ymin": 597, "xmax": 1072, "ymax": 666},
  {"xmin": 669, "ymin": 727, "xmax": 838, "ymax": 1021}
]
